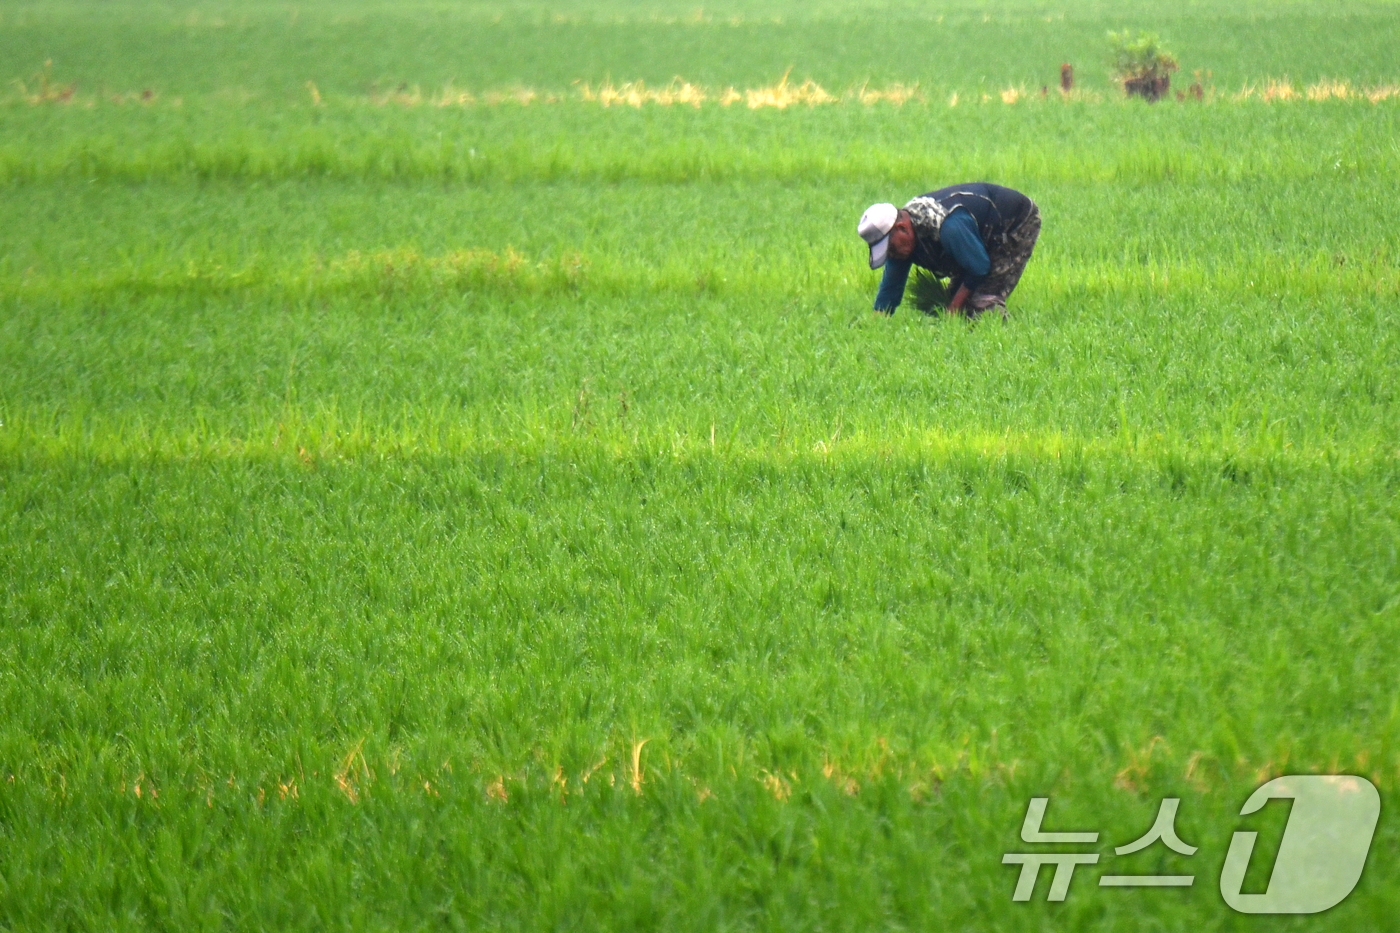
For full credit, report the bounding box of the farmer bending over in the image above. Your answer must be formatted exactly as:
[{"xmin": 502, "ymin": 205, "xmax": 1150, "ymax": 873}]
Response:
[{"xmin": 858, "ymin": 183, "xmax": 1040, "ymax": 316}]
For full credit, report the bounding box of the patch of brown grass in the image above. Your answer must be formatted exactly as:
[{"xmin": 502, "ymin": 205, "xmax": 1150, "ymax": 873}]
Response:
[
  {"xmin": 736, "ymin": 72, "xmax": 835, "ymax": 109},
  {"xmin": 576, "ymin": 78, "xmax": 707, "ymax": 108},
  {"xmin": 15, "ymin": 60, "xmax": 76, "ymax": 104}
]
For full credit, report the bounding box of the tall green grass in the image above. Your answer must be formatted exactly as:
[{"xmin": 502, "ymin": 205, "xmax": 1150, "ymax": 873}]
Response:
[
  {"xmin": 4, "ymin": 98, "xmax": 1398, "ymax": 184},
  {"xmin": 6, "ymin": 0, "xmax": 1400, "ymax": 96},
  {"xmin": 3, "ymin": 1, "xmax": 1400, "ymax": 930}
]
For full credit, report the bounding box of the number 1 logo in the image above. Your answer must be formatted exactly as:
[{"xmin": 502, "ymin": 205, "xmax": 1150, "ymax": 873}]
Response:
[{"xmin": 1220, "ymin": 775, "xmax": 1380, "ymax": 914}]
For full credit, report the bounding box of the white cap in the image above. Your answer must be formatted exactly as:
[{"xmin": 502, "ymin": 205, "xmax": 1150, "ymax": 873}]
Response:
[{"xmin": 858, "ymin": 202, "xmax": 898, "ymax": 269}]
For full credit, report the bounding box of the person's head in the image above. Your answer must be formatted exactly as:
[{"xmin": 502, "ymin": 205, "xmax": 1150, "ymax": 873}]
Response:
[
  {"xmin": 888, "ymin": 211, "xmax": 916, "ymax": 261},
  {"xmin": 858, "ymin": 204, "xmax": 916, "ymax": 268}
]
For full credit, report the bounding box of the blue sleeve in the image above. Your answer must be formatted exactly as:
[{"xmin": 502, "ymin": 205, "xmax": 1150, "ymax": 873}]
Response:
[
  {"xmin": 939, "ymin": 209, "xmax": 990, "ymax": 290},
  {"xmin": 873, "ymin": 258, "xmax": 911, "ymax": 312}
]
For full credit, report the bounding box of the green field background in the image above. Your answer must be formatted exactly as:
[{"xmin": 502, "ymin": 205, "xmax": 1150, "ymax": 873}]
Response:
[{"xmin": 3, "ymin": 1, "xmax": 1400, "ymax": 930}]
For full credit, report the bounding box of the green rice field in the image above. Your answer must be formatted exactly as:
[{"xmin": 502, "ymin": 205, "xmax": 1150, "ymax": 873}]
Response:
[{"xmin": 3, "ymin": 1, "xmax": 1400, "ymax": 929}]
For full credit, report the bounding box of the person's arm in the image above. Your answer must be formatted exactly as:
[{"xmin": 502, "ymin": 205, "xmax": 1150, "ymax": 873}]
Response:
[
  {"xmin": 872, "ymin": 257, "xmax": 912, "ymax": 314},
  {"xmin": 938, "ymin": 210, "xmax": 989, "ymax": 313},
  {"xmin": 949, "ymin": 283, "xmax": 971, "ymax": 312}
]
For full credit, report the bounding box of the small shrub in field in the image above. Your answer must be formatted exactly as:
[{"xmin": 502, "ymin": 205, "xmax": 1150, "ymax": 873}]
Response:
[{"xmin": 1109, "ymin": 30, "xmax": 1178, "ymax": 101}]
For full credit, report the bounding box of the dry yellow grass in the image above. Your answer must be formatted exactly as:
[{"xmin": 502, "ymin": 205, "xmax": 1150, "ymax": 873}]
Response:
[
  {"xmin": 12, "ymin": 72, "xmax": 1399, "ymax": 110},
  {"xmin": 738, "ymin": 73, "xmax": 836, "ymax": 108},
  {"xmin": 1230, "ymin": 77, "xmax": 1399, "ymax": 103},
  {"xmin": 1307, "ymin": 79, "xmax": 1355, "ymax": 101},
  {"xmin": 1262, "ymin": 78, "xmax": 1300, "ymax": 102},
  {"xmin": 850, "ymin": 81, "xmax": 922, "ymax": 105},
  {"xmin": 576, "ymin": 78, "xmax": 707, "ymax": 108}
]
